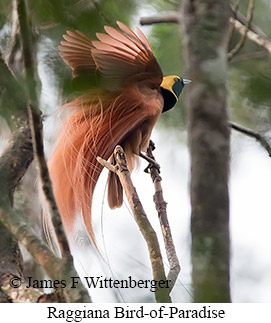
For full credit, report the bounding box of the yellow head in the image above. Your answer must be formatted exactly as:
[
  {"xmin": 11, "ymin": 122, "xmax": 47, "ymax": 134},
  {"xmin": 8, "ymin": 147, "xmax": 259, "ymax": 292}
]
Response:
[{"xmin": 160, "ymin": 75, "xmax": 191, "ymax": 112}]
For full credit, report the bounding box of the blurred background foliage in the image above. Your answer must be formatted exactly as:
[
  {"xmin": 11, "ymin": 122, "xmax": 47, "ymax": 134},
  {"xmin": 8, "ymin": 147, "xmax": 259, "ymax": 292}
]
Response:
[
  {"xmin": 0, "ymin": 0, "xmax": 271, "ymax": 302},
  {"xmin": 1, "ymin": 0, "xmax": 270, "ymax": 132},
  {"xmin": 228, "ymin": 0, "xmax": 271, "ymax": 133}
]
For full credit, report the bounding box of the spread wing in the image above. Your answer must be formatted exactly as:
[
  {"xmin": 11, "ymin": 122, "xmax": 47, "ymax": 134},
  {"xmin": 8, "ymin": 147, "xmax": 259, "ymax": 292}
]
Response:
[
  {"xmin": 59, "ymin": 30, "xmax": 96, "ymax": 90},
  {"xmin": 59, "ymin": 21, "xmax": 163, "ymax": 92}
]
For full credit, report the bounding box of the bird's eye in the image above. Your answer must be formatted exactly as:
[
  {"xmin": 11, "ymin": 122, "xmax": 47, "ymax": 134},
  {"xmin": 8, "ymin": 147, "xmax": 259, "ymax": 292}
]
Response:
[{"xmin": 174, "ymin": 77, "xmax": 179, "ymax": 83}]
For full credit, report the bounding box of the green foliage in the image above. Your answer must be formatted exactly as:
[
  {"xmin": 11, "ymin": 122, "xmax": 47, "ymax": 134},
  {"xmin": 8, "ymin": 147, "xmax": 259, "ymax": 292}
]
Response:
[{"xmin": 239, "ymin": 60, "xmax": 271, "ymax": 107}]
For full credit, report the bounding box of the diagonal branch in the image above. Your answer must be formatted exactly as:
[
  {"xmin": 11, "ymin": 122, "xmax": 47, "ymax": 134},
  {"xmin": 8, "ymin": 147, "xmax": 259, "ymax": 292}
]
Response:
[
  {"xmin": 97, "ymin": 146, "xmax": 172, "ymax": 303},
  {"xmin": 229, "ymin": 122, "xmax": 271, "ymax": 157},
  {"xmin": 229, "ymin": 17, "xmax": 271, "ymax": 55},
  {"xmin": 229, "ymin": 3, "xmax": 267, "ymax": 39}
]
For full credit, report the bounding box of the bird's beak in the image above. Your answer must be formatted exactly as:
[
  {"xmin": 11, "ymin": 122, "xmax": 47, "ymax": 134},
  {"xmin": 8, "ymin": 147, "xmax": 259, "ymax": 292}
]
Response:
[{"xmin": 183, "ymin": 79, "xmax": 192, "ymax": 85}]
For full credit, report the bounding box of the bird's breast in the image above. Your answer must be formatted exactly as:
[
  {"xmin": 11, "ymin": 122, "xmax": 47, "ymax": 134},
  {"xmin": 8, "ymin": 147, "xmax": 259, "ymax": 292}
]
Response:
[{"xmin": 133, "ymin": 85, "xmax": 164, "ymax": 116}]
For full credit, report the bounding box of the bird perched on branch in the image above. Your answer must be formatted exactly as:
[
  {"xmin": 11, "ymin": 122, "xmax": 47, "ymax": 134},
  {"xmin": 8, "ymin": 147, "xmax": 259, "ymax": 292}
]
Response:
[{"xmin": 47, "ymin": 21, "xmax": 190, "ymax": 248}]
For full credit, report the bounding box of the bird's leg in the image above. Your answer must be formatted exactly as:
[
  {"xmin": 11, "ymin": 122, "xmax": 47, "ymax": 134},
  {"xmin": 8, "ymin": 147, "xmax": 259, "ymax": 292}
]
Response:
[{"xmin": 139, "ymin": 152, "xmax": 160, "ymax": 173}]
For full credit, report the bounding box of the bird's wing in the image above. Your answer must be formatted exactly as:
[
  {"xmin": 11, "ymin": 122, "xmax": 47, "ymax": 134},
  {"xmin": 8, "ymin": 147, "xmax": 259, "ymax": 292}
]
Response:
[
  {"xmin": 59, "ymin": 30, "xmax": 95, "ymax": 77},
  {"xmin": 59, "ymin": 22, "xmax": 163, "ymax": 92},
  {"xmin": 59, "ymin": 30, "xmax": 97, "ymax": 91}
]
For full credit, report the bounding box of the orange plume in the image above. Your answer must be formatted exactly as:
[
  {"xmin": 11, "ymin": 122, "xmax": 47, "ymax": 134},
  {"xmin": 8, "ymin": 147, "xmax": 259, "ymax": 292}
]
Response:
[{"xmin": 47, "ymin": 22, "xmax": 168, "ymax": 248}]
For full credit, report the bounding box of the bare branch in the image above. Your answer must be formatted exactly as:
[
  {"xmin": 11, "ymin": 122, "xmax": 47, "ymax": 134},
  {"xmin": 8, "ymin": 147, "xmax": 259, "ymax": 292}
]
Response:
[
  {"xmin": 140, "ymin": 12, "xmax": 179, "ymax": 25},
  {"xmin": 140, "ymin": 5, "xmax": 267, "ymax": 38},
  {"xmin": 97, "ymin": 146, "xmax": 172, "ymax": 303},
  {"xmin": 229, "ymin": 122, "xmax": 271, "ymax": 157},
  {"xmin": 96, "ymin": 157, "xmax": 115, "ymax": 172},
  {"xmin": 228, "ymin": 0, "xmax": 256, "ymax": 61},
  {"xmin": 145, "ymin": 140, "xmax": 180, "ymax": 293},
  {"xmin": 139, "ymin": 5, "xmax": 270, "ymax": 60}
]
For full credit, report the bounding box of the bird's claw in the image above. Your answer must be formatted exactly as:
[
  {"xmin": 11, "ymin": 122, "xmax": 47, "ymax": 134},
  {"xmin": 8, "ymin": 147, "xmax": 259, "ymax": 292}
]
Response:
[
  {"xmin": 144, "ymin": 160, "xmax": 160, "ymax": 174},
  {"xmin": 140, "ymin": 151, "xmax": 160, "ymax": 173}
]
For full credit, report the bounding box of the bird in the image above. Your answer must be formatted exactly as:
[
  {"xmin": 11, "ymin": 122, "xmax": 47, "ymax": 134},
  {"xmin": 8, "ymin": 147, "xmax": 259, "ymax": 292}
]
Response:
[{"xmin": 46, "ymin": 21, "xmax": 190, "ymax": 249}]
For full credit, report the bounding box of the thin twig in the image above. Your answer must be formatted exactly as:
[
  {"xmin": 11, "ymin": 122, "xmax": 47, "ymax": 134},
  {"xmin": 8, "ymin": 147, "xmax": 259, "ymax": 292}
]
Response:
[
  {"xmin": 229, "ymin": 122, "xmax": 271, "ymax": 157},
  {"xmin": 16, "ymin": 0, "xmax": 69, "ymax": 257},
  {"xmin": 140, "ymin": 12, "xmax": 180, "ymax": 25},
  {"xmin": 97, "ymin": 146, "xmax": 172, "ymax": 303},
  {"xmin": 228, "ymin": 0, "xmax": 256, "ymax": 61},
  {"xmin": 145, "ymin": 140, "xmax": 180, "ymax": 293}
]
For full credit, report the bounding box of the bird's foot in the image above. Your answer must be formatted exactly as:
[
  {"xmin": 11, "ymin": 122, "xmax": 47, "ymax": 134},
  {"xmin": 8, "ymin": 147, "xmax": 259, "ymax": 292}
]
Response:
[{"xmin": 139, "ymin": 152, "xmax": 160, "ymax": 173}]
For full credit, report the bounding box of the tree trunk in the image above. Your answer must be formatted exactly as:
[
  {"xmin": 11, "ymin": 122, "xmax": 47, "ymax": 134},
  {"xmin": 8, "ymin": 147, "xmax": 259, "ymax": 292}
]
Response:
[{"xmin": 181, "ymin": 0, "xmax": 231, "ymax": 302}]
